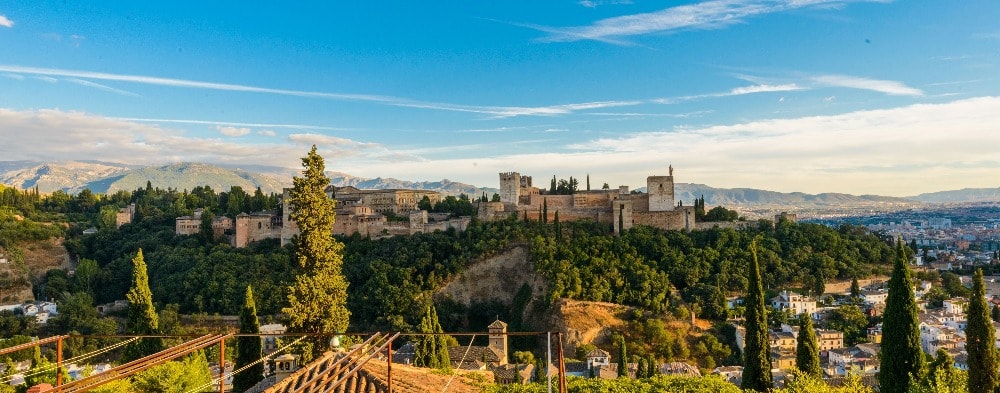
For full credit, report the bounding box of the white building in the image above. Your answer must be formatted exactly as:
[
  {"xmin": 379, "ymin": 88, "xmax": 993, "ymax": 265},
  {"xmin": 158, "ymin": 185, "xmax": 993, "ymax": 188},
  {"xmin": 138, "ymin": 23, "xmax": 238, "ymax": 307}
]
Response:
[{"xmin": 770, "ymin": 290, "xmax": 817, "ymax": 316}]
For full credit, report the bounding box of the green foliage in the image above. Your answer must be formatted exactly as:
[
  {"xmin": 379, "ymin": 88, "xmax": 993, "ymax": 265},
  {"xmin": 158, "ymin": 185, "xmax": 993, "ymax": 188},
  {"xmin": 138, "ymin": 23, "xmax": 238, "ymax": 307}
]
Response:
[
  {"xmin": 429, "ymin": 194, "xmax": 477, "ymax": 217},
  {"xmin": 965, "ymin": 268, "xmax": 997, "ymax": 393},
  {"xmin": 795, "ymin": 315, "xmax": 821, "ymax": 377},
  {"xmin": 826, "ymin": 305, "xmax": 870, "ymax": 346},
  {"xmin": 485, "ymin": 374, "xmax": 742, "ymax": 393},
  {"xmin": 284, "ymin": 146, "xmax": 350, "ymax": 355},
  {"xmin": 742, "ymin": 240, "xmax": 772, "ymax": 391},
  {"xmin": 131, "ymin": 350, "xmax": 213, "ymax": 393},
  {"xmin": 774, "ymin": 370, "xmax": 874, "ymax": 393},
  {"xmin": 702, "ymin": 206, "xmax": 739, "ymax": 222},
  {"xmin": 941, "ymin": 272, "xmax": 969, "ymax": 298},
  {"xmin": 414, "ymin": 303, "xmax": 451, "ymax": 370},
  {"xmin": 616, "ymin": 334, "xmax": 627, "ymax": 378},
  {"xmin": 850, "ymin": 277, "xmax": 861, "ymax": 297},
  {"xmin": 123, "ymin": 249, "xmax": 163, "ymax": 362},
  {"xmin": 234, "ymin": 286, "xmax": 264, "ymax": 393},
  {"xmin": 879, "ymin": 241, "xmax": 925, "ymax": 393}
]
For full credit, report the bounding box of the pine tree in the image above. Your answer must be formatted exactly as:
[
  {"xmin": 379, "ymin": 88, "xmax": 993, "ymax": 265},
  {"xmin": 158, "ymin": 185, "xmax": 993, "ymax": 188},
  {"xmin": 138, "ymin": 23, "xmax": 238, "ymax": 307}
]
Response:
[
  {"xmin": 617, "ymin": 335, "xmax": 628, "ymax": 378},
  {"xmin": 283, "ymin": 146, "xmax": 351, "ymax": 356},
  {"xmin": 741, "ymin": 240, "xmax": 772, "ymax": 391},
  {"xmin": 123, "ymin": 249, "xmax": 162, "ymax": 362},
  {"xmin": 878, "ymin": 241, "xmax": 924, "ymax": 393},
  {"xmin": 233, "ymin": 286, "xmax": 263, "ymax": 393},
  {"xmin": 795, "ymin": 314, "xmax": 821, "ymax": 377},
  {"xmin": 966, "ymin": 268, "xmax": 998, "ymax": 392}
]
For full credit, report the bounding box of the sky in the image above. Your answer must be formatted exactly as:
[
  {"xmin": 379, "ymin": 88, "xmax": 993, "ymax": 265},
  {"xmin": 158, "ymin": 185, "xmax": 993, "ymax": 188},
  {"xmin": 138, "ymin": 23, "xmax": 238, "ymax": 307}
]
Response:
[{"xmin": 0, "ymin": 1, "xmax": 998, "ymax": 196}]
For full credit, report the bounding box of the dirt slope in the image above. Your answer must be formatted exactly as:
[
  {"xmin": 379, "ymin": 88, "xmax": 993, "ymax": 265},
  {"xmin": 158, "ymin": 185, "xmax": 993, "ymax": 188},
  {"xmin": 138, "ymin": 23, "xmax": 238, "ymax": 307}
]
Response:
[
  {"xmin": 544, "ymin": 299, "xmax": 632, "ymax": 354},
  {"xmin": 435, "ymin": 245, "xmax": 548, "ymax": 324}
]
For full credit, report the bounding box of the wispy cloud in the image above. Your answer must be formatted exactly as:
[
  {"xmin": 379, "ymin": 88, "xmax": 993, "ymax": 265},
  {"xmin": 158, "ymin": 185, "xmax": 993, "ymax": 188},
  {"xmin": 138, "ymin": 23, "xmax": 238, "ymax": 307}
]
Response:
[
  {"xmin": 258, "ymin": 130, "xmax": 277, "ymax": 137},
  {"xmin": 65, "ymin": 78, "xmax": 140, "ymax": 97},
  {"xmin": 114, "ymin": 117, "xmax": 346, "ymax": 131},
  {"xmin": 0, "ymin": 64, "xmax": 638, "ymax": 119},
  {"xmin": 579, "ymin": 0, "xmax": 633, "ymax": 8},
  {"xmin": 217, "ymin": 126, "xmax": 251, "ymax": 137},
  {"xmin": 0, "ymin": 15, "xmax": 12, "ymax": 28},
  {"xmin": 530, "ymin": 0, "xmax": 884, "ymax": 43},
  {"xmin": 811, "ymin": 74, "xmax": 923, "ymax": 96}
]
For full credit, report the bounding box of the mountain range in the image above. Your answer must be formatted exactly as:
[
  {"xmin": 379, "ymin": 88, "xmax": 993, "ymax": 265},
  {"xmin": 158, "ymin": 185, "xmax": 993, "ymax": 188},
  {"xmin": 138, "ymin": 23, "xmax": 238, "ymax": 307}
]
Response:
[{"xmin": 1, "ymin": 161, "xmax": 997, "ymax": 207}]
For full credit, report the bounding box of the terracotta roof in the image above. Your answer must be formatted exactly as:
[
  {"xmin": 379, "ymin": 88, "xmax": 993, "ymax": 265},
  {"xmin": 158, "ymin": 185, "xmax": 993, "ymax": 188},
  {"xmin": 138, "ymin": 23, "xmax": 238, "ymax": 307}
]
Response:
[{"xmin": 488, "ymin": 319, "xmax": 508, "ymax": 329}]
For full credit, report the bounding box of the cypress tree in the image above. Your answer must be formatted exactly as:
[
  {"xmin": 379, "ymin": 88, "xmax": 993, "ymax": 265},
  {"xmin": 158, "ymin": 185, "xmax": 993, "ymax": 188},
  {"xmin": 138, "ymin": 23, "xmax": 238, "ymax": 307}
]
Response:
[
  {"xmin": 878, "ymin": 241, "xmax": 924, "ymax": 393},
  {"xmin": 617, "ymin": 335, "xmax": 628, "ymax": 378},
  {"xmin": 850, "ymin": 277, "xmax": 861, "ymax": 298},
  {"xmin": 966, "ymin": 268, "xmax": 998, "ymax": 392},
  {"xmin": 122, "ymin": 249, "xmax": 162, "ymax": 362},
  {"xmin": 741, "ymin": 240, "xmax": 772, "ymax": 391},
  {"xmin": 542, "ymin": 199, "xmax": 548, "ymax": 224},
  {"xmin": 284, "ymin": 146, "xmax": 351, "ymax": 356},
  {"xmin": 991, "ymin": 304, "xmax": 1000, "ymax": 323},
  {"xmin": 233, "ymin": 286, "xmax": 263, "ymax": 393},
  {"xmin": 414, "ymin": 303, "xmax": 450, "ymax": 369},
  {"xmin": 795, "ymin": 314, "xmax": 821, "ymax": 377},
  {"xmin": 646, "ymin": 354, "xmax": 658, "ymax": 378}
]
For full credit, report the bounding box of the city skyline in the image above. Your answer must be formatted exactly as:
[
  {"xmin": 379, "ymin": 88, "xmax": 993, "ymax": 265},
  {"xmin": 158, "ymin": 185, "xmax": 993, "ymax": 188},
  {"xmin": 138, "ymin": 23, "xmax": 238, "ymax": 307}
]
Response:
[{"xmin": 1, "ymin": 1, "xmax": 998, "ymax": 196}]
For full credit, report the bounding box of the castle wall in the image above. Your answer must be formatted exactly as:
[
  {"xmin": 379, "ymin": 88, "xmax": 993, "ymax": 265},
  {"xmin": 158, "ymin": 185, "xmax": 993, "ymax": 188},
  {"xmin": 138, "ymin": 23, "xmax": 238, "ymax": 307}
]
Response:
[
  {"xmin": 175, "ymin": 217, "xmax": 200, "ymax": 235},
  {"xmin": 632, "ymin": 206, "xmax": 695, "ymax": 231}
]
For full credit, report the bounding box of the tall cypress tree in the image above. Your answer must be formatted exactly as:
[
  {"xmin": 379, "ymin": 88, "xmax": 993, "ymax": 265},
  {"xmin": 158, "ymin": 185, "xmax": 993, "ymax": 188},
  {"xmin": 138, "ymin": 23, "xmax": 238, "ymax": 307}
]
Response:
[
  {"xmin": 414, "ymin": 303, "xmax": 450, "ymax": 369},
  {"xmin": 879, "ymin": 241, "xmax": 924, "ymax": 393},
  {"xmin": 795, "ymin": 314, "xmax": 821, "ymax": 377},
  {"xmin": 122, "ymin": 249, "xmax": 162, "ymax": 362},
  {"xmin": 284, "ymin": 146, "xmax": 351, "ymax": 356},
  {"xmin": 966, "ymin": 268, "xmax": 998, "ymax": 392},
  {"xmin": 850, "ymin": 277, "xmax": 861, "ymax": 298},
  {"xmin": 234, "ymin": 286, "xmax": 263, "ymax": 393},
  {"xmin": 617, "ymin": 335, "xmax": 628, "ymax": 378},
  {"xmin": 741, "ymin": 240, "xmax": 772, "ymax": 391}
]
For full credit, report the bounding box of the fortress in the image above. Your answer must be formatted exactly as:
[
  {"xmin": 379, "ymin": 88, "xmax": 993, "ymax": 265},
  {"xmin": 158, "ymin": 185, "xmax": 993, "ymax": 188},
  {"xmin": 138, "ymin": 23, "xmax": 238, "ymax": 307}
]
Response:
[
  {"xmin": 483, "ymin": 166, "xmax": 702, "ymax": 233},
  {"xmin": 175, "ymin": 166, "xmax": 756, "ymax": 247}
]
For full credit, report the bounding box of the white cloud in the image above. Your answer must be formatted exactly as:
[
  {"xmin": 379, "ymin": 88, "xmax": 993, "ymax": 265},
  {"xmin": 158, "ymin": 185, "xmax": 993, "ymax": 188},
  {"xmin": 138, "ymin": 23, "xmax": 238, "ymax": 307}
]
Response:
[
  {"xmin": 0, "ymin": 109, "xmax": 406, "ymax": 168},
  {"xmin": 115, "ymin": 117, "xmax": 345, "ymax": 131},
  {"xmin": 258, "ymin": 130, "xmax": 276, "ymax": 137},
  {"xmin": 343, "ymin": 97, "xmax": 1000, "ymax": 196},
  {"xmin": 727, "ymin": 83, "xmax": 803, "ymax": 95},
  {"xmin": 812, "ymin": 74, "xmax": 923, "ymax": 96},
  {"xmin": 579, "ymin": 0, "xmax": 633, "ymax": 8},
  {"xmin": 0, "ymin": 15, "xmax": 12, "ymax": 28},
  {"xmin": 532, "ymin": 0, "xmax": 884, "ymax": 43},
  {"xmin": 65, "ymin": 78, "xmax": 140, "ymax": 97},
  {"xmin": 217, "ymin": 126, "xmax": 251, "ymax": 137}
]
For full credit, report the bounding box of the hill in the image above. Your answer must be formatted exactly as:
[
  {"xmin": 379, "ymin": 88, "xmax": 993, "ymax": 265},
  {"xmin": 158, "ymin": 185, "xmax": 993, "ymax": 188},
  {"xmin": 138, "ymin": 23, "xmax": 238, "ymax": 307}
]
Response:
[
  {"xmin": 81, "ymin": 162, "xmax": 290, "ymax": 194},
  {"xmin": 0, "ymin": 161, "xmax": 132, "ymax": 193},
  {"xmin": 671, "ymin": 183, "xmax": 917, "ymax": 209},
  {"xmin": 328, "ymin": 171, "xmax": 498, "ymax": 197},
  {"xmin": 906, "ymin": 187, "xmax": 1000, "ymax": 203}
]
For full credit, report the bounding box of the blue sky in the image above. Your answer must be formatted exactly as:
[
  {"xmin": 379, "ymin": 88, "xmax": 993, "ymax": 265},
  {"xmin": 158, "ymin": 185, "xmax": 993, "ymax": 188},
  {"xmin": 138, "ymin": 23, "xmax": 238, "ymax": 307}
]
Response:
[{"xmin": 1, "ymin": 1, "xmax": 998, "ymax": 196}]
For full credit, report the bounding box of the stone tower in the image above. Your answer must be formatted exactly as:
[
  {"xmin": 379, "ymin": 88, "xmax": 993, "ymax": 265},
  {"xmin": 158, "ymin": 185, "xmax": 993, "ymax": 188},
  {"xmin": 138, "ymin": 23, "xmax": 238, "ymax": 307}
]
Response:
[
  {"xmin": 647, "ymin": 168, "xmax": 675, "ymax": 212},
  {"xmin": 234, "ymin": 213, "xmax": 251, "ymax": 248},
  {"xmin": 613, "ymin": 199, "xmax": 633, "ymax": 235},
  {"xmin": 499, "ymin": 172, "xmax": 521, "ymax": 205},
  {"xmin": 488, "ymin": 319, "xmax": 508, "ymax": 365}
]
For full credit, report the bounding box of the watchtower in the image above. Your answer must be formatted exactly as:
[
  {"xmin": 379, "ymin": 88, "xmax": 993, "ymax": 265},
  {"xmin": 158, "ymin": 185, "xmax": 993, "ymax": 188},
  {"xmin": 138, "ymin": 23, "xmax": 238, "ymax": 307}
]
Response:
[
  {"xmin": 647, "ymin": 166, "xmax": 675, "ymax": 212},
  {"xmin": 499, "ymin": 172, "xmax": 521, "ymax": 205},
  {"xmin": 488, "ymin": 319, "xmax": 508, "ymax": 365}
]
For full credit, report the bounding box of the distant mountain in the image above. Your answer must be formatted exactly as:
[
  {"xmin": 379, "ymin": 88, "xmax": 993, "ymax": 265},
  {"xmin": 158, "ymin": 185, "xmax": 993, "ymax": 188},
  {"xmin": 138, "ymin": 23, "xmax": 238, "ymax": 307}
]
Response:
[
  {"xmin": 0, "ymin": 161, "xmax": 497, "ymax": 197},
  {"xmin": 82, "ymin": 162, "xmax": 291, "ymax": 194},
  {"xmin": 906, "ymin": 188, "xmax": 1000, "ymax": 203},
  {"xmin": 0, "ymin": 161, "xmax": 133, "ymax": 193},
  {"xmin": 672, "ymin": 183, "xmax": 914, "ymax": 206},
  {"xmin": 328, "ymin": 172, "xmax": 499, "ymax": 197}
]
